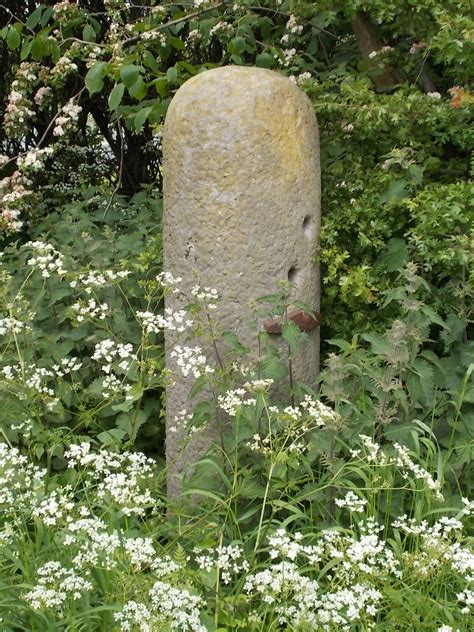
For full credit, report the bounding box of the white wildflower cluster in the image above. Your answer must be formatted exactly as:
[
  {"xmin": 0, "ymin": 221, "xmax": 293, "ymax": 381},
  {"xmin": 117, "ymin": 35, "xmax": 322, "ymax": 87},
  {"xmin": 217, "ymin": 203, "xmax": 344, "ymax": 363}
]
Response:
[
  {"xmin": 300, "ymin": 394, "xmax": 342, "ymax": 429},
  {"xmin": 116, "ymin": 581, "xmax": 206, "ymax": 632},
  {"xmin": 243, "ymin": 378, "xmax": 274, "ymax": 392},
  {"xmin": 280, "ymin": 47, "xmax": 297, "ymax": 66},
  {"xmin": 368, "ymin": 45, "xmax": 394, "ymax": 59},
  {"xmin": 194, "ymin": 544, "xmax": 249, "ymax": 584},
  {"xmin": 32, "ymin": 489, "xmax": 75, "ymax": 526},
  {"xmin": 25, "ymin": 241, "xmax": 66, "ymax": 277},
  {"xmin": 358, "ymin": 434, "xmax": 382, "ymax": 463},
  {"xmin": 0, "ymin": 170, "xmax": 33, "ymax": 233},
  {"xmin": 17, "ymin": 146, "xmax": 54, "ymax": 172},
  {"xmin": 101, "ymin": 372, "xmax": 133, "ymax": 400},
  {"xmin": 51, "ymin": 356, "xmax": 82, "ymax": 377},
  {"xmin": 124, "ymin": 537, "xmax": 179, "ymax": 575},
  {"xmin": 65, "ymin": 443, "xmax": 156, "ymax": 516},
  {"xmin": 141, "ymin": 29, "xmax": 166, "ymax": 45},
  {"xmin": 0, "ymin": 317, "xmax": 31, "ymax": 336},
  {"xmin": 3, "ymin": 81, "xmax": 35, "ymax": 137},
  {"xmin": 50, "ymin": 55, "xmax": 78, "ymax": 81},
  {"xmin": 244, "ymin": 525, "xmax": 399, "ymax": 629},
  {"xmin": 393, "ymin": 442, "xmax": 444, "ymax": 500},
  {"xmin": 288, "ymin": 71, "xmax": 313, "ymax": 86},
  {"xmin": 71, "ymin": 297, "xmax": 109, "ymax": 321},
  {"xmin": 335, "ymin": 490, "xmax": 368, "ymax": 513},
  {"xmin": 2, "ymin": 364, "xmax": 59, "ymax": 405},
  {"xmin": 53, "ymin": 1, "xmax": 79, "ymax": 19},
  {"xmin": 218, "ymin": 388, "xmax": 256, "ymax": 417},
  {"xmin": 64, "ymin": 515, "xmax": 121, "ymax": 568},
  {"xmin": 137, "ymin": 308, "xmax": 193, "ymax": 334},
  {"xmin": 70, "ymin": 269, "xmax": 130, "ymax": 293},
  {"xmin": 156, "ymin": 271, "xmax": 182, "ymax": 293},
  {"xmin": 244, "ymin": 561, "xmax": 320, "ymax": 626},
  {"xmin": 91, "ymin": 338, "xmax": 136, "ymax": 373},
  {"xmin": 34, "ymin": 86, "xmax": 52, "ymax": 106},
  {"xmin": 191, "ymin": 285, "xmax": 219, "ymax": 308},
  {"xmin": 210, "ymin": 21, "xmax": 233, "ymax": 37},
  {"xmin": 168, "ymin": 408, "xmax": 196, "ymax": 435},
  {"xmin": 53, "ymin": 99, "xmax": 82, "ymax": 137},
  {"xmin": 281, "ymin": 14, "xmax": 303, "ymax": 46},
  {"xmin": 170, "ymin": 345, "xmax": 214, "ymax": 379},
  {"xmin": 0, "ymin": 443, "xmax": 46, "ymax": 517},
  {"xmin": 24, "ymin": 561, "xmax": 92, "ymax": 613},
  {"xmin": 393, "ymin": 515, "xmax": 473, "ymax": 582}
]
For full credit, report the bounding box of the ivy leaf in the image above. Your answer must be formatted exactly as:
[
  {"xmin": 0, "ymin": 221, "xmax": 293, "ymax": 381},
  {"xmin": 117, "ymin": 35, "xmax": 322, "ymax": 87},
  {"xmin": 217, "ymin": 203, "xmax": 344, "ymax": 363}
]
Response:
[
  {"xmin": 85, "ymin": 61, "xmax": 107, "ymax": 95},
  {"xmin": 108, "ymin": 83, "xmax": 125, "ymax": 110},
  {"xmin": 7, "ymin": 27, "xmax": 21, "ymax": 50}
]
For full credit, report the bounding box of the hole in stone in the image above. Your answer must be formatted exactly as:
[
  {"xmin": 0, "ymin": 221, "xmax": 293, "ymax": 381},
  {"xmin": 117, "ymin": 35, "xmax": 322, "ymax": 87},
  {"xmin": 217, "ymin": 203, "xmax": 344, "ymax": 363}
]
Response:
[
  {"xmin": 288, "ymin": 266, "xmax": 299, "ymax": 286},
  {"xmin": 303, "ymin": 215, "xmax": 314, "ymax": 238}
]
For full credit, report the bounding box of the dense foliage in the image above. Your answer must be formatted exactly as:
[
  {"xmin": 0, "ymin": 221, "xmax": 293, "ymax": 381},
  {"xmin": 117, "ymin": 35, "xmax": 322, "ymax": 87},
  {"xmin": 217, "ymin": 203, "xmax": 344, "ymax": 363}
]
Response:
[{"xmin": 0, "ymin": 1, "xmax": 472, "ymax": 630}]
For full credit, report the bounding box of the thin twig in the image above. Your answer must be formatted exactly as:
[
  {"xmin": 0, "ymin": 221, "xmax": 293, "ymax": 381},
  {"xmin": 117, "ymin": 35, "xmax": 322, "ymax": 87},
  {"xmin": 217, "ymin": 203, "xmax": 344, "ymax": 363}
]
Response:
[
  {"xmin": 122, "ymin": 2, "xmax": 226, "ymax": 47},
  {"xmin": 103, "ymin": 117, "xmax": 124, "ymax": 220}
]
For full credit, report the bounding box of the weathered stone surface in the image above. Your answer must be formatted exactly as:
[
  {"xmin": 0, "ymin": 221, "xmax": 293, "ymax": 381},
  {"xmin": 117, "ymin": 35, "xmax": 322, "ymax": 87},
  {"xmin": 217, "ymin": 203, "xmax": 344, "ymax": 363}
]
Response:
[{"xmin": 163, "ymin": 66, "xmax": 320, "ymax": 498}]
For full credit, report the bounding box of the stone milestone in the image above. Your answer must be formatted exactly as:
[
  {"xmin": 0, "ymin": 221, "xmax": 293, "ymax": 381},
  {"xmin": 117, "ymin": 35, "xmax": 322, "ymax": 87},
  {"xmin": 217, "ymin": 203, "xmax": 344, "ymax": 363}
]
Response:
[{"xmin": 163, "ymin": 66, "xmax": 321, "ymax": 498}]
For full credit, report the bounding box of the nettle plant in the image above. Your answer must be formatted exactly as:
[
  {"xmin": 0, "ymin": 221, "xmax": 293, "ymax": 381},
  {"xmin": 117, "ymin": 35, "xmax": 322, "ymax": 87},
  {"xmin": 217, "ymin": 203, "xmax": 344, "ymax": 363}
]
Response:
[{"xmin": 0, "ymin": 264, "xmax": 473, "ymax": 630}]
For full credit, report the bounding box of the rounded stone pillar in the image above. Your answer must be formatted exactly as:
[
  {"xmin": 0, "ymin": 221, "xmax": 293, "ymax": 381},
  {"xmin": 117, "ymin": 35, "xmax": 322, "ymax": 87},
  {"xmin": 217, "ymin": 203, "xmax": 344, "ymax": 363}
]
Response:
[{"xmin": 163, "ymin": 66, "xmax": 320, "ymax": 498}]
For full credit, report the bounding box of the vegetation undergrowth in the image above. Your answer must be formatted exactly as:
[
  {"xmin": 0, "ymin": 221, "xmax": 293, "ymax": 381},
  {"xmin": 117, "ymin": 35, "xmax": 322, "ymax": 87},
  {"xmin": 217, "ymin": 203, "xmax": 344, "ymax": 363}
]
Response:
[{"xmin": 0, "ymin": 232, "xmax": 472, "ymax": 630}]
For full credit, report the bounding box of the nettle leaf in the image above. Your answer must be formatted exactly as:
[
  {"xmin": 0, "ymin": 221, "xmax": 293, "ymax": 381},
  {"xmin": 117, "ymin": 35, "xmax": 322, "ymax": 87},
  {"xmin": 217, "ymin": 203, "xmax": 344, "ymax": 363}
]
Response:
[
  {"xmin": 282, "ymin": 321, "xmax": 304, "ymax": 354},
  {"xmin": 108, "ymin": 83, "xmax": 125, "ymax": 110},
  {"xmin": 221, "ymin": 331, "xmax": 250, "ymax": 355},
  {"xmin": 97, "ymin": 428, "xmax": 126, "ymax": 447},
  {"xmin": 380, "ymin": 178, "xmax": 409, "ymax": 204},
  {"xmin": 7, "ymin": 26, "xmax": 21, "ymax": 50},
  {"xmin": 259, "ymin": 355, "xmax": 288, "ymax": 382},
  {"xmin": 85, "ymin": 61, "xmax": 107, "ymax": 95},
  {"xmin": 378, "ymin": 238, "xmax": 408, "ymax": 272}
]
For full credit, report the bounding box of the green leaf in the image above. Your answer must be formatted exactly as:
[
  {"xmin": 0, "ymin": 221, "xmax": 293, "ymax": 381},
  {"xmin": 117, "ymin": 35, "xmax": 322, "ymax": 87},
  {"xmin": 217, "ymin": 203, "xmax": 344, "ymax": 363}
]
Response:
[
  {"xmin": 256, "ymin": 52, "xmax": 274, "ymax": 68},
  {"xmin": 229, "ymin": 36, "xmax": 246, "ymax": 55},
  {"xmin": 27, "ymin": 6, "xmax": 43, "ymax": 29},
  {"xmin": 7, "ymin": 27, "xmax": 21, "ymax": 50},
  {"xmin": 169, "ymin": 36, "xmax": 184, "ymax": 50},
  {"xmin": 134, "ymin": 106, "xmax": 153, "ymax": 131},
  {"xmin": 120, "ymin": 64, "xmax": 141, "ymax": 88},
  {"xmin": 108, "ymin": 83, "xmax": 125, "ymax": 110},
  {"xmin": 20, "ymin": 37, "xmax": 32, "ymax": 60},
  {"xmin": 378, "ymin": 238, "xmax": 408, "ymax": 272},
  {"xmin": 380, "ymin": 178, "xmax": 409, "ymax": 204},
  {"xmin": 85, "ymin": 61, "xmax": 107, "ymax": 95},
  {"xmin": 166, "ymin": 66, "xmax": 178, "ymax": 82},
  {"xmin": 221, "ymin": 331, "xmax": 250, "ymax": 354},
  {"xmin": 30, "ymin": 36, "xmax": 46, "ymax": 60},
  {"xmin": 97, "ymin": 428, "xmax": 126, "ymax": 447},
  {"xmin": 82, "ymin": 24, "xmax": 96, "ymax": 43},
  {"xmin": 142, "ymin": 50, "xmax": 160, "ymax": 73},
  {"xmin": 41, "ymin": 7, "xmax": 53, "ymax": 26},
  {"xmin": 259, "ymin": 355, "xmax": 288, "ymax": 382},
  {"xmin": 282, "ymin": 321, "xmax": 304, "ymax": 354}
]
